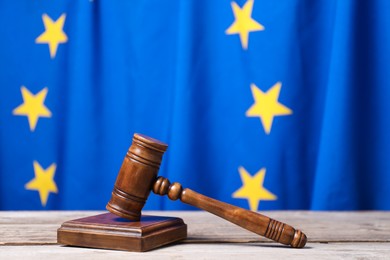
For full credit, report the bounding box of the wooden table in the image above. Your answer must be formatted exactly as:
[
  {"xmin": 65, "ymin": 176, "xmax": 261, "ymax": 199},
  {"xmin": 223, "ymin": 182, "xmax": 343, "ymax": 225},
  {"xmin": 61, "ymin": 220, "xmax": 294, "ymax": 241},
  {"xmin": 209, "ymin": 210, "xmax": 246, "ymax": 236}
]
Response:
[{"xmin": 1, "ymin": 211, "xmax": 389, "ymax": 259}]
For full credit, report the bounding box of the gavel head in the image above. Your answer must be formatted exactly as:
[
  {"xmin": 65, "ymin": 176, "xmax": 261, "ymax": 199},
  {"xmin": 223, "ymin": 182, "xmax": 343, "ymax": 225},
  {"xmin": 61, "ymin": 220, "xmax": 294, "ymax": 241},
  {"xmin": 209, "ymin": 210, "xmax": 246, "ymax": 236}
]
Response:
[{"xmin": 106, "ymin": 133, "xmax": 168, "ymax": 221}]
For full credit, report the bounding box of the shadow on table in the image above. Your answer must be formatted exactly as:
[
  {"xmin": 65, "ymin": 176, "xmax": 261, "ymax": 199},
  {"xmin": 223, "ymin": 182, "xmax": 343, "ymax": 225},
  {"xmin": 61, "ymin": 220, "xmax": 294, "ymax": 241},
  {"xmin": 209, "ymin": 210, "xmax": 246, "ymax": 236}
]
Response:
[{"xmin": 182, "ymin": 237, "xmax": 313, "ymax": 249}]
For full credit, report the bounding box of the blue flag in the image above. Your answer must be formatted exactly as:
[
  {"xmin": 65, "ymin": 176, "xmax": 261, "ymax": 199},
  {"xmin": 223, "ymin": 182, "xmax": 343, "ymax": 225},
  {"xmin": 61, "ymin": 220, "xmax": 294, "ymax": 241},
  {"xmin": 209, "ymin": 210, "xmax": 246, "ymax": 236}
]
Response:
[{"xmin": 1, "ymin": 0, "xmax": 390, "ymax": 211}]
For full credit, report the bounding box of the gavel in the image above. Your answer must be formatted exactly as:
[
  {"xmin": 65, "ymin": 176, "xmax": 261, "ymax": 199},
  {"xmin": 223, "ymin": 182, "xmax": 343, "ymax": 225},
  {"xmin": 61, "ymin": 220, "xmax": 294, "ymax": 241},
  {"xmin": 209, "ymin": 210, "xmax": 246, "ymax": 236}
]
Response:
[{"xmin": 106, "ymin": 133, "xmax": 307, "ymax": 248}]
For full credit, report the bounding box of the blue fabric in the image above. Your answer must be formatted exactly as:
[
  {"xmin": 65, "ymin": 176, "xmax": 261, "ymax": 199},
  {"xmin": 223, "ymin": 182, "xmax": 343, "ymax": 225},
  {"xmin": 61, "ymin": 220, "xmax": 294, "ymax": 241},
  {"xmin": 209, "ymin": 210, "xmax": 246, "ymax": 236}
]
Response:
[{"xmin": 0, "ymin": 0, "xmax": 389, "ymax": 210}]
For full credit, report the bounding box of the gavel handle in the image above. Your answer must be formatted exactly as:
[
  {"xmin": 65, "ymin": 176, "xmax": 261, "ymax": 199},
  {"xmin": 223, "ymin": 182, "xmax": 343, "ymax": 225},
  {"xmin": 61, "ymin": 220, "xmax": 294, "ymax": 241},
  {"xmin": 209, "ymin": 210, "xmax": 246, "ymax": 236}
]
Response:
[{"xmin": 153, "ymin": 177, "xmax": 307, "ymax": 248}]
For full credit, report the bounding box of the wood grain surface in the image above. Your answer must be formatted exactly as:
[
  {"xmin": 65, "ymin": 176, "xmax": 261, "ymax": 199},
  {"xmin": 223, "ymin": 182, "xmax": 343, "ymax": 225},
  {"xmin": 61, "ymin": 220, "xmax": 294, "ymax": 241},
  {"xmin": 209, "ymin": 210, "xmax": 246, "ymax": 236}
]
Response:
[{"xmin": 1, "ymin": 211, "xmax": 389, "ymax": 259}]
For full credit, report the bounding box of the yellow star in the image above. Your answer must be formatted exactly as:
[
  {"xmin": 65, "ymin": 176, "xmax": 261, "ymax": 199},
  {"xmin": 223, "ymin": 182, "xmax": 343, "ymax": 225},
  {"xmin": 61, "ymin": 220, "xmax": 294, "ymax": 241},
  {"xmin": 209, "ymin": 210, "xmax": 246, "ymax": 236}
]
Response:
[
  {"xmin": 13, "ymin": 86, "xmax": 52, "ymax": 131},
  {"xmin": 225, "ymin": 0, "xmax": 264, "ymax": 49},
  {"xmin": 233, "ymin": 167, "xmax": 277, "ymax": 211},
  {"xmin": 36, "ymin": 13, "xmax": 68, "ymax": 58},
  {"xmin": 25, "ymin": 161, "xmax": 58, "ymax": 207},
  {"xmin": 246, "ymin": 82, "xmax": 292, "ymax": 134}
]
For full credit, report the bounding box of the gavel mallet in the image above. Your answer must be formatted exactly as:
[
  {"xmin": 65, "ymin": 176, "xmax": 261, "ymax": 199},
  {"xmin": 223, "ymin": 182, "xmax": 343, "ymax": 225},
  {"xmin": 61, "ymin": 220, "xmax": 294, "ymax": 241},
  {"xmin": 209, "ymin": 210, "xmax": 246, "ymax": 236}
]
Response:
[{"xmin": 106, "ymin": 133, "xmax": 307, "ymax": 248}]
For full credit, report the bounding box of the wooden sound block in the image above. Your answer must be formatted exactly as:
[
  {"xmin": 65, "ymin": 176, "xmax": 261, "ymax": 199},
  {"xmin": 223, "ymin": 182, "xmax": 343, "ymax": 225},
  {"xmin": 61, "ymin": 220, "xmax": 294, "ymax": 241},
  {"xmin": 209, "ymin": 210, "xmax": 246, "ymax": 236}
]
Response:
[{"xmin": 57, "ymin": 212, "xmax": 187, "ymax": 252}]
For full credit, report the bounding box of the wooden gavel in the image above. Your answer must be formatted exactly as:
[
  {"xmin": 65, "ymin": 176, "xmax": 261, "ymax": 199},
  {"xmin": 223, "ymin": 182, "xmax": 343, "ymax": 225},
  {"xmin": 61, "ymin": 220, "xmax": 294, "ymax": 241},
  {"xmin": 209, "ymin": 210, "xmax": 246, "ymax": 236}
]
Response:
[{"xmin": 106, "ymin": 133, "xmax": 307, "ymax": 248}]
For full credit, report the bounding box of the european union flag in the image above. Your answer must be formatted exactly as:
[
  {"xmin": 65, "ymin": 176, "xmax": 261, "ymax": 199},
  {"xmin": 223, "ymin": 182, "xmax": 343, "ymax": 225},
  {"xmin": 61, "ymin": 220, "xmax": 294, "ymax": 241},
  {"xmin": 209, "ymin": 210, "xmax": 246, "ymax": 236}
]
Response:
[{"xmin": 1, "ymin": 0, "xmax": 390, "ymax": 211}]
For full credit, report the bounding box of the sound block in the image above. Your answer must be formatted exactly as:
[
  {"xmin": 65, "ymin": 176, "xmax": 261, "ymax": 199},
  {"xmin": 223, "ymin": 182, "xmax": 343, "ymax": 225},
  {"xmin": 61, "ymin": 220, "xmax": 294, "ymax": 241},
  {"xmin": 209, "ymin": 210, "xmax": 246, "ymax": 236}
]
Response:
[{"xmin": 57, "ymin": 212, "xmax": 187, "ymax": 252}]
